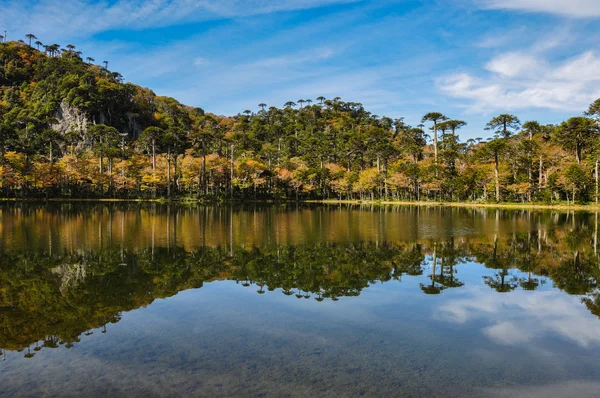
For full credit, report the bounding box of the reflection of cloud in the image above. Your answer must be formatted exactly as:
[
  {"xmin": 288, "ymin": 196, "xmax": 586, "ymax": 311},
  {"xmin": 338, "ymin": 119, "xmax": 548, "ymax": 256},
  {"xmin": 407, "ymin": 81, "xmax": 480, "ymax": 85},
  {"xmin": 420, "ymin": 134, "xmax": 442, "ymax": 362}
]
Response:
[
  {"xmin": 483, "ymin": 321, "xmax": 534, "ymax": 345},
  {"xmin": 481, "ymin": 380, "xmax": 600, "ymax": 398},
  {"xmin": 437, "ymin": 286, "xmax": 600, "ymax": 348}
]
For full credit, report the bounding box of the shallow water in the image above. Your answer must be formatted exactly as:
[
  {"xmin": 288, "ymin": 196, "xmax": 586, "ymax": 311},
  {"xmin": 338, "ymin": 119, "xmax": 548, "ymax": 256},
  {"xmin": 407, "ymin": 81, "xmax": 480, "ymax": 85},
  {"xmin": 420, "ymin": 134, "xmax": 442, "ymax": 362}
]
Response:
[{"xmin": 1, "ymin": 203, "xmax": 600, "ymax": 397}]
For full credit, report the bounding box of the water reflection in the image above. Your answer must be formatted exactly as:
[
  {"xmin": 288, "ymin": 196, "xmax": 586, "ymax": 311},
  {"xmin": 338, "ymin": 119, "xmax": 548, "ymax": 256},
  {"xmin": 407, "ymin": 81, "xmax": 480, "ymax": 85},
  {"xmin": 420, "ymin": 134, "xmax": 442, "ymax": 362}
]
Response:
[{"xmin": 1, "ymin": 203, "xmax": 600, "ymax": 363}]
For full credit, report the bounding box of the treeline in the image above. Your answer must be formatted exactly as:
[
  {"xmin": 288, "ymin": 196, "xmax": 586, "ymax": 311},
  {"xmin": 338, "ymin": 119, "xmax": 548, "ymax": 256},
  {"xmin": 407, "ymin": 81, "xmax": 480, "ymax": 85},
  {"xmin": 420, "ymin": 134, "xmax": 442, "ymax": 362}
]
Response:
[
  {"xmin": 3, "ymin": 230, "xmax": 600, "ymax": 356},
  {"xmin": 2, "ymin": 38, "xmax": 600, "ymax": 202}
]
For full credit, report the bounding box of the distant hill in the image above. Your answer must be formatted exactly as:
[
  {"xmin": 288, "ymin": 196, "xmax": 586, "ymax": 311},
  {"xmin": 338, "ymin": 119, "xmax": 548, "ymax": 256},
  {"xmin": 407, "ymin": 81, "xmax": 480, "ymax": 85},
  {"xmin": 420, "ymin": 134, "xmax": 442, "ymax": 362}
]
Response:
[{"xmin": 0, "ymin": 40, "xmax": 200, "ymax": 141}]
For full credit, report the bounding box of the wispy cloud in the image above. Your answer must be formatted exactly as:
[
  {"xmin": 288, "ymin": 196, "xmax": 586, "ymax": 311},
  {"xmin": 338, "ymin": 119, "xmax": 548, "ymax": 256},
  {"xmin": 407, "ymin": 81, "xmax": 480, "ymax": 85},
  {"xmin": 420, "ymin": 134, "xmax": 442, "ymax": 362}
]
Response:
[
  {"xmin": 478, "ymin": 0, "xmax": 600, "ymax": 18},
  {"xmin": 103, "ymin": 5, "xmax": 437, "ymax": 120},
  {"xmin": 439, "ymin": 50, "xmax": 600, "ymax": 113},
  {"xmin": 475, "ymin": 26, "xmax": 528, "ymax": 48},
  {"xmin": 0, "ymin": 0, "xmax": 361, "ymax": 40},
  {"xmin": 485, "ymin": 52, "xmax": 541, "ymax": 77},
  {"xmin": 245, "ymin": 48, "xmax": 336, "ymax": 68}
]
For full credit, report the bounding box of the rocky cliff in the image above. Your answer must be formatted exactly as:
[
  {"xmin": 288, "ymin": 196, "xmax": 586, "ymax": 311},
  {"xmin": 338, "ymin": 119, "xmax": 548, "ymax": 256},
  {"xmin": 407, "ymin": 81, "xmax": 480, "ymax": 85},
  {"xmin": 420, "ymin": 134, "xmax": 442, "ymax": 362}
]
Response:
[{"xmin": 50, "ymin": 99, "xmax": 89, "ymax": 135}]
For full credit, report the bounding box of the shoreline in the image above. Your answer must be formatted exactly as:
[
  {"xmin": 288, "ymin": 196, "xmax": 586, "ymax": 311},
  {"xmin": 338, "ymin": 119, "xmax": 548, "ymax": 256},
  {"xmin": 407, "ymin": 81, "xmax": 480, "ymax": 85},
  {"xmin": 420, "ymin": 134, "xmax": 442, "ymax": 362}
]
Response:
[
  {"xmin": 311, "ymin": 199, "xmax": 600, "ymax": 211},
  {"xmin": 0, "ymin": 197, "xmax": 599, "ymax": 210}
]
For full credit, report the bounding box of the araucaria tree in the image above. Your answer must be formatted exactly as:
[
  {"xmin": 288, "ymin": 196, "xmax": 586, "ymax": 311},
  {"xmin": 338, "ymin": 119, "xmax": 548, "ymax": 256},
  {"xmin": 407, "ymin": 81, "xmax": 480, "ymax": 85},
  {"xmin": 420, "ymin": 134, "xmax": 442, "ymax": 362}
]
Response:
[
  {"xmin": 421, "ymin": 112, "xmax": 448, "ymax": 165},
  {"xmin": 484, "ymin": 114, "xmax": 521, "ymax": 202},
  {"xmin": 553, "ymin": 117, "xmax": 598, "ymax": 164},
  {"xmin": 0, "ymin": 39, "xmax": 600, "ymax": 204}
]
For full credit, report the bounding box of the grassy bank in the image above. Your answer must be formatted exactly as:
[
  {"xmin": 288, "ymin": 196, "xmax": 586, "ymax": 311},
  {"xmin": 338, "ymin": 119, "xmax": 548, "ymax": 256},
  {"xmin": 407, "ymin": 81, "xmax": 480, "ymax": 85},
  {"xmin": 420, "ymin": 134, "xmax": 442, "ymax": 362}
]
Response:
[
  {"xmin": 312, "ymin": 199, "xmax": 600, "ymax": 211},
  {"xmin": 1, "ymin": 197, "xmax": 600, "ymax": 211}
]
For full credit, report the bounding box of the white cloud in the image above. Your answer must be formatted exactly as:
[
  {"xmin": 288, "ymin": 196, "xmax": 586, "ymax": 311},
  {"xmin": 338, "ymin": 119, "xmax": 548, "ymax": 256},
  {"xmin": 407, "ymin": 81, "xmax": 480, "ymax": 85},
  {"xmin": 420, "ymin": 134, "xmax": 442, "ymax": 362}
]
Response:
[
  {"xmin": 480, "ymin": 0, "xmax": 600, "ymax": 18},
  {"xmin": 485, "ymin": 52, "xmax": 541, "ymax": 77},
  {"xmin": 551, "ymin": 51, "xmax": 600, "ymax": 81},
  {"xmin": 439, "ymin": 51, "xmax": 600, "ymax": 113}
]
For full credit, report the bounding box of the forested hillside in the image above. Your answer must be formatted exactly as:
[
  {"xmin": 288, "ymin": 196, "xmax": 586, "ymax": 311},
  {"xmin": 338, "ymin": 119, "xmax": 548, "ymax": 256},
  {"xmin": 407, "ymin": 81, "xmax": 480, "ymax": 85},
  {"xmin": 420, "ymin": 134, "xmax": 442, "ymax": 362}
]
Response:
[{"xmin": 1, "ymin": 38, "xmax": 600, "ymax": 203}]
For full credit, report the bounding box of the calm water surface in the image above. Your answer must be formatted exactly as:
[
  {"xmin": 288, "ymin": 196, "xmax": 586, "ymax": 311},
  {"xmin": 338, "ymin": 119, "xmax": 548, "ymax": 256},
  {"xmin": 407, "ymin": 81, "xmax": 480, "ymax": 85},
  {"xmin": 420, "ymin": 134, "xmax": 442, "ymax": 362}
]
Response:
[{"xmin": 1, "ymin": 204, "xmax": 600, "ymax": 397}]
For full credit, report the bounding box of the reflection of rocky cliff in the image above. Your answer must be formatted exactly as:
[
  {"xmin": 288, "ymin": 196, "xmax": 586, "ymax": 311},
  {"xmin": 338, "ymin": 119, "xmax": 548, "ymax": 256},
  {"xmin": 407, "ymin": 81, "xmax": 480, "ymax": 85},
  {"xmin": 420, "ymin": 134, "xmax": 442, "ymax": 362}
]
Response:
[{"xmin": 2, "ymin": 235, "xmax": 600, "ymax": 358}]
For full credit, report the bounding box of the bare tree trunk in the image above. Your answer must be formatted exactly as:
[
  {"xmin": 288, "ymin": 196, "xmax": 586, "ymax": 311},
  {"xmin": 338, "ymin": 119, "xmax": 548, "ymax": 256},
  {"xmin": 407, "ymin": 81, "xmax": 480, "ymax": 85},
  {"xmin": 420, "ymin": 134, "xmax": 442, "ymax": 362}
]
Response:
[
  {"xmin": 108, "ymin": 158, "xmax": 113, "ymax": 195},
  {"xmin": 539, "ymin": 156, "xmax": 543, "ymax": 188},
  {"xmin": 495, "ymin": 153, "xmax": 500, "ymax": 203},
  {"xmin": 203, "ymin": 151, "xmax": 208, "ymax": 196},
  {"xmin": 152, "ymin": 140, "xmax": 156, "ymax": 198},
  {"xmin": 173, "ymin": 153, "xmax": 178, "ymax": 194},
  {"xmin": 152, "ymin": 140, "xmax": 156, "ymax": 171},
  {"xmin": 230, "ymin": 144, "xmax": 234, "ymax": 198},
  {"xmin": 595, "ymin": 211, "xmax": 598, "ymax": 256},
  {"xmin": 167, "ymin": 149, "xmax": 171, "ymax": 198},
  {"xmin": 595, "ymin": 157, "xmax": 600, "ymax": 204},
  {"xmin": 433, "ymin": 123, "xmax": 438, "ymax": 165}
]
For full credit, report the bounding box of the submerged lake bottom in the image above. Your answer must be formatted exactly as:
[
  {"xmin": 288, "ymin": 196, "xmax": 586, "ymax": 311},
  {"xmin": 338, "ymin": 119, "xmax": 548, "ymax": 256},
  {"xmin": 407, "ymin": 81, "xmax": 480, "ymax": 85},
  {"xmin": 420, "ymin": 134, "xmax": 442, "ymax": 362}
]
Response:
[{"xmin": 1, "ymin": 203, "xmax": 600, "ymax": 397}]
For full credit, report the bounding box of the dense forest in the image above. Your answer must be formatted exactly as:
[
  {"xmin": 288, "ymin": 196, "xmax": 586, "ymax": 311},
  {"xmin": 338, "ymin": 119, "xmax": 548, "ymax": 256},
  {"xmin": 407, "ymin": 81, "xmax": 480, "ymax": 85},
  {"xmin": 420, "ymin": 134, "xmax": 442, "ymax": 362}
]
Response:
[{"xmin": 2, "ymin": 37, "xmax": 600, "ymax": 203}]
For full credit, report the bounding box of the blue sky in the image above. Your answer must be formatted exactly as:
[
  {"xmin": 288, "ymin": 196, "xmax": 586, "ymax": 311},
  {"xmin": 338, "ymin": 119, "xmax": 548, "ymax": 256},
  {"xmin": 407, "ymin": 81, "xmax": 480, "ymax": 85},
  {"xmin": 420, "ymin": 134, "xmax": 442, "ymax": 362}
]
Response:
[{"xmin": 2, "ymin": 0, "xmax": 600, "ymax": 138}]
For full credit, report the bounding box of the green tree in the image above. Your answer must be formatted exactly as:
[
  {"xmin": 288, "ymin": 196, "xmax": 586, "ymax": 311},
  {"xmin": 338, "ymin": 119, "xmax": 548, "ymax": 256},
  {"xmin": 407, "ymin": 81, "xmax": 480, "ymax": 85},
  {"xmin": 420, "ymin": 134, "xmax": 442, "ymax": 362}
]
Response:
[
  {"xmin": 139, "ymin": 127, "xmax": 165, "ymax": 172},
  {"xmin": 191, "ymin": 116, "xmax": 219, "ymax": 197},
  {"xmin": 553, "ymin": 117, "xmax": 598, "ymax": 163},
  {"xmin": 421, "ymin": 112, "xmax": 448, "ymax": 165},
  {"xmin": 25, "ymin": 34, "xmax": 37, "ymax": 47},
  {"xmin": 485, "ymin": 114, "xmax": 521, "ymax": 139},
  {"xmin": 36, "ymin": 129, "xmax": 63, "ymax": 165},
  {"xmin": 483, "ymin": 114, "xmax": 521, "ymax": 202},
  {"xmin": 564, "ymin": 164, "xmax": 589, "ymax": 204}
]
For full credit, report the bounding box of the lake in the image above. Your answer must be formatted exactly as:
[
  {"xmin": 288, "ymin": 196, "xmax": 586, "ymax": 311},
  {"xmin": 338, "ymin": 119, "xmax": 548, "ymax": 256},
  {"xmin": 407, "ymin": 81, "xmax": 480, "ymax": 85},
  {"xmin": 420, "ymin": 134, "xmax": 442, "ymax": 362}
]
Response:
[{"xmin": 1, "ymin": 203, "xmax": 600, "ymax": 397}]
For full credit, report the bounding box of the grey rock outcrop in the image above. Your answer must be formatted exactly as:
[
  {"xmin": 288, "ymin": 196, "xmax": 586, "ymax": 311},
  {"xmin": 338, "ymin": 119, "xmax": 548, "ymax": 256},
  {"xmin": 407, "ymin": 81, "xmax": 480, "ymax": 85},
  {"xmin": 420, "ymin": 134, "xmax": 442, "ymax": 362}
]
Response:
[
  {"xmin": 49, "ymin": 99, "xmax": 142, "ymax": 140},
  {"xmin": 50, "ymin": 99, "xmax": 89, "ymax": 135}
]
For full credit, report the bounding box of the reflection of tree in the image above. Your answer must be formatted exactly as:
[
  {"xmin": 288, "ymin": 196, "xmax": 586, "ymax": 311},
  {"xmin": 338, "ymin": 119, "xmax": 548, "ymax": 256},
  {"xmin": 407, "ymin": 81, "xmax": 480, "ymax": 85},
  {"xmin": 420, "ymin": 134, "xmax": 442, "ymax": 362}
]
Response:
[
  {"xmin": 519, "ymin": 272, "xmax": 541, "ymax": 291},
  {"xmin": 478, "ymin": 234, "xmax": 519, "ymax": 293},
  {"xmin": 392, "ymin": 243, "xmax": 425, "ymax": 279},
  {"xmin": 6, "ymin": 218, "xmax": 600, "ymax": 358},
  {"xmin": 552, "ymin": 251, "xmax": 599, "ymax": 295},
  {"xmin": 24, "ymin": 346, "xmax": 35, "ymax": 359},
  {"xmin": 512, "ymin": 232, "xmax": 543, "ymax": 291},
  {"xmin": 583, "ymin": 293, "xmax": 600, "ymax": 318},
  {"xmin": 0, "ymin": 242, "xmax": 430, "ymax": 355},
  {"xmin": 483, "ymin": 273, "xmax": 519, "ymax": 293},
  {"xmin": 420, "ymin": 244, "xmax": 446, "ymax": 295},
  {"xmin": 437, "ymin": 238, "xmax": 465, "ymax": 289}
]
